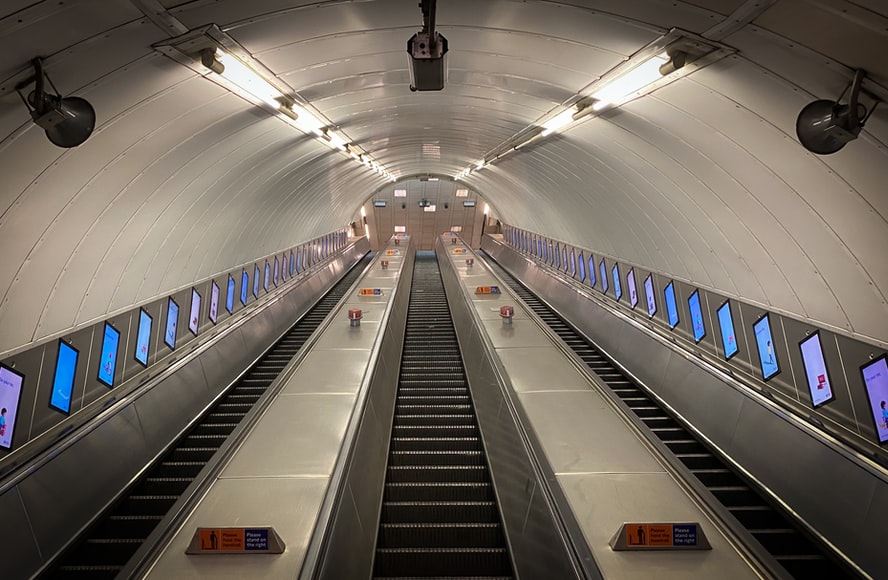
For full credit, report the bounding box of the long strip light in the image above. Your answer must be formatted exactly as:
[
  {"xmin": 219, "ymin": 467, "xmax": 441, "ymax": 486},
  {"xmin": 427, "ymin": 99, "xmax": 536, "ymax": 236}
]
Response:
[
  {"xmin": 201, "ymin": 47, "xmax": 396, "ymax": 182},
  {"xmin": 454, "ymin": 30, "xmax": 730, "ymax": 181}
]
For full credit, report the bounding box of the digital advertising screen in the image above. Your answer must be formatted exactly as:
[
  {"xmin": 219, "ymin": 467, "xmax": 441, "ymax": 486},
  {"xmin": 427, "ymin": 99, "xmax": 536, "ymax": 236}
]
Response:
[
  {"xmin": 273, "ymin": 257, "xmax": 280, "ymax": 287},
  {"xmin": 555, "ymin": 244, "xmax": 561, "ymax": 269},
  {"xmin": 599, "ymin": 260, "xmax": 608, "ymax": 292},
  {"xmin": 664, "ymin": 281, "xmax": 679, "ymax": 328},
  {"xmin": 716, "ymin": 301, "xmax": 739, "ymax": 360},
  {"xmin": 612, "ymin": 264, "xmax": 622, "ymax": 300},
  {"xmin": 588, "ymin": 256, "xmax": 596, "ymax": 287},
  {"xmin": 799, "ymin": 332, "xmax": 834, "ymax": 408},
  {"xmin": 189, "ymin": 288, "xmax": 201, "ymax": 336},
  {"xmin": 263, "ymin": 261, "xmax": 270, "ymax": 292},
  {"xmin": 253, "ymin": 265, "xmax": 260, "ymax": 298},
  {"xmin": 753, "ymin": 314, "xmax": 780, "ymax": 380},
  {"xmin": 50, "ymin": 340, "xmax": 79, "ymax": 414},
  {"xmin": 688, "ymin": 290, "xmax": 706, "ymax": 343},
  {"xmin": 627, "ymin": 269, "xmax": 638, "ymax": 309},
  {"xmin": 296, "ymin": 249, "xmax": 302, "ymax": 274},
  {"xmin": 0, "ymin": 364, "xmax": 24, "ymax": 450},
  {"xmin": 97, "ymin": 322, "xmax": 120, "ymax": 387},
  {"xmin": 281, "ymin": 254, "xmax": 287, "ymax": 282},
  {"xmin": 241, "ymin": 270, "xmax": 249, "ymax": 305},
  {"xmin": 644, "ymin": 274, "xmax": 657, "ymax": 317},
  {"xmin": 135, "ymin": 308, "xmax": 152, "ymax": 367},
  {"xmin": 209, "ymin": 281, "xmax": 219, "ymax": 324},
  {"xmin": 289, "ymin": 250, "xmax": 295, "ymax": 278},
  {"xmin": 861, "ymin": 355, "xmax": 888, "ymax": 444},
  {"xmin": 226, "ymin": 275, "xmax": 235, "ymax": 314},
  {"xmin": 570, "ymin": 250, "xmax": 576, "ymax": 277},
  {"xmin": 165, "ymin": 298, "xmax": 179, "ymax": 351},
  {"xmin": 562, "ymin": 247, "xmax": 568, "ymax": 272},
  {"xmin": 578, "ymin": 252, "xmax": 586, "ymax": 282},
  {"xmin": 542, "ymin": 242, "xmax": 548, "ymax": 263}
]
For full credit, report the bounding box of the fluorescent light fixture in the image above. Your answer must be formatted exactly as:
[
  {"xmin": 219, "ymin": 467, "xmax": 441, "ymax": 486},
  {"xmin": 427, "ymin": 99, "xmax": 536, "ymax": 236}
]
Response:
[
  {"xmin": 541, "ymin": 106, "xmax": 578, "ymax": 136},
  {"xmin": 483, "ymin": 203, "xmax": 490, "ymax": 215},
  {"xmin": 360, "ymin": 206, "xmax": 366, "ymax": 217},
  {"xmin": 475, "ymin": 160, "xmax": 485, "ymax": 170},
  {"xmin": 455, "ymin": 189, "xmax": 468, "ymax": 197},
  {"xmin": 428, "ymin": 177, "xmax": 439, "ymax": 182},
  {"xmin": 451, "ymin": 225, "xmax": 462, "ymax": 232},
  {"xmin": 394, "ymin": 225, "xmax": 406, "ymax": 232},
  {"xmin": 424, "ymin": 205, "xmax": 436, "ymax": 212},
  {"xmin": 323, "ymin": 130, "xmax": 348, "ymax": 151},
  {"xmin": 592, "ymin": 52, "xmax": 669, "ymax": 110},
  {"xmin": 394, "ymin": 189, "xmax": 407, "ymax": 197},
  {"xmin": 214, "ymin": 51, "xmax": 283, "ymax": 109}
]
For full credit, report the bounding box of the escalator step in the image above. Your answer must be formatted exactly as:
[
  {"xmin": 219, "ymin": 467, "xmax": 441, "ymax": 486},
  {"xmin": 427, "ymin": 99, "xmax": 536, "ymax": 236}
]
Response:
[
  {"xmin": 374, "ymin": 547, "xmax": 511, "ymax": 577},
  {"xmin": 380, "ymin": 522, "xmax": 504, "ymax": 547},
  {"xmin": 751, "ymin": 528, "xmax": 819, "ymax": 556},
  {"xmin": 391, "ymin": 437, "xmax": 482, "ymax": 452},
  {"xmin": 387, "ymin": 465, "xmax": 490, "ymax": 483},
  {"xmin": 393, "ymin": 425, "xmax": 478, "ymax": 437},
  {"xmin": 394, "ymin": 414, "xmax": 476, "ymax": 426},
  {"xmin": 134, "ymin": 476, "xmax": 193, "ymax": 496},
  {"xmin": 93, "ymin": 514, "xmax": 163, "ymax": 539},
  {"xmin": 381, "ymin": 501, "xmax": 501, "ymax": 523},
  {"xmin": 63, "ymin": 538, "xmax": 142, "ymax": 566},
  {"xmin": 389, "ymin": 450, "xmax": 486, "ymax": 466},
  {"xmin": 385, "ymin": 482, "xmax": 494, "ymax": 502},
  {"xmin": 708, "ymin": 485, "xmax": 762, "ymax": 506}
]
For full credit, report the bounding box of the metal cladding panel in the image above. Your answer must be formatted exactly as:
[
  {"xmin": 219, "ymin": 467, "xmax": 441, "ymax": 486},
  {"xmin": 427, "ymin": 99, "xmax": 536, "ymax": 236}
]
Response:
[
  {"xmin": 730, "ymin": 397, "xmax": 879, "ymax": 573},
  {"xmin": 0, "ymin": 487, "xmax": 43, "ymax": 580},
  {"xmin": 197, "ymin": 325, "xmax": 249, "ymax": 398},
  {"xmin": 17, "ymin": 405, "xmax": 148, "ymax": 566},
  {"xmin": 133, "ymin": 357, "xmax": 210, "ymax": 454}
]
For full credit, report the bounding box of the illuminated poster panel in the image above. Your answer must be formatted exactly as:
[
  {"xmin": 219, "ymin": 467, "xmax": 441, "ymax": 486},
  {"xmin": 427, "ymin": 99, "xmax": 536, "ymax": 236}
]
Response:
[
  {"xmin": 688, "ymin": 290, "xmax": 705, "ymax": 343},
  {"xmin": 253, "ymin": 265, "xmax": 260, "ymax": 298},
  {"xmin": 753, "ymin": 314, "xmax": 780, "ymax": 380},
  {"xmin": 165, "ymin": 298, "xmax": 179, "ymax": 351},
  {"xmin": 861, "ymin": 355, "xmax": 888, "ymax": 444},
  {"xmin": 97, "ymin": 322, "xmax": 121, "ymax": 387},
  {"xmin": 716, "ymin": 301, "xmax": 739, "ymax": 360},
  {"xmin": 588, "ymin": 255, "xmax": 596, "ymax": 287},
  {"xmin": 577, "ymin": 252, "xmax": 586, "ymax": 282},
  {"xmin": 599, "ymin": 260, "xmax": 608, "ymax": 292},
  {"xmin": 644, "ymin": 275, "xmax": 657, "ymax": 317},
  {"xmin": 135, "ymin": 308, "xmax": 152, "ymax": 367},
  {"xmin": 189, "ymin": 288, "xmax": 201, "ymax": 336},
  {"xmin": 273, "ymin": 257, "xmax": 280, "ymax": 287},
  {"xmin": 209, "ymin": 282, "xmax": 219, "ymax": 324},
  {"xmin": 664, "ymin": 281, "xmax": 679, "ymax": 329},
  {"xmin": 799, "ymin": 332, "xmax": 834, "ymax": 408},
  {"xmin": 226, "ymin": 275, "xmax": 236, "ymax": 314},
  {"xmin": 264, "ymin": 261, "xmax": 270, "ymax": 292},
  {"xmin": 0, "ymin": 364, "xmax": 24, "ymax": 450},
  {"xmin": 241, "ymin": 270, "xmax": 249, "ymax": 305},
  {"xmin": 612, "ymin": 264, "xmax": 622, "ymax": 300},
  {"xmin": 289, "ymin": 250, "xmax": 295, "ymax": 278},
  {"xmin": 627, "ymin": 268, "xmax": 638, "ymax": 309},
  {"xmin": 50, "ymin": 341, "xmax": 79, "ymax": 414}
]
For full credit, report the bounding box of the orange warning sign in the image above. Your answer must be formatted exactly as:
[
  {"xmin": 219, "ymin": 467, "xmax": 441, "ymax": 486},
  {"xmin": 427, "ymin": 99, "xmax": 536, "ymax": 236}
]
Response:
[
  {"xmin": 220, "ymin": 528, "xmax": 245, "ymax": 551},
  {"xmin": 453, "ymin": 248, "xmax": 465, "ymax": 254},
  {"xmin": 199, "ymin": 529, "xmax": 221, "ymax": 551},
  {"xmin": 625, "ymin": 524, "xmax": 673, "ymax": 547}
]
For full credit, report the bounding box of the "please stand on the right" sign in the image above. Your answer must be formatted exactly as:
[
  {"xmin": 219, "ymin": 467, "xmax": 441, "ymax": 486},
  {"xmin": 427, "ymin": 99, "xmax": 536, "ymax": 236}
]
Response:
[{"xmin": 610, "ymin": 522, "xmax": 711, "ymax": 551}]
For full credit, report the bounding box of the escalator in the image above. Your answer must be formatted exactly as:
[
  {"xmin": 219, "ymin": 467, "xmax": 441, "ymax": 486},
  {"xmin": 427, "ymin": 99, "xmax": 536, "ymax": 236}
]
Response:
[
  {"xmin": 374, "ymin": 254, "xmax": 513, "ymax": 579},
  {"xmin": 45, "ymin": 255, "xmax": 372, "ymax": 579},
  {"xmin": 482, "ymin": 252, "xmax": 858, "ymax": 580}
]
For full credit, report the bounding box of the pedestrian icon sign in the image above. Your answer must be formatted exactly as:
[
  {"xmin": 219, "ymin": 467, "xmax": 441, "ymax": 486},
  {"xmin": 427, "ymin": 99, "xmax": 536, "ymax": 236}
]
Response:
[
  {"xmin": 186, "ymin": 526, "xmax": 285, "ymax": 555},
  {"xmin": 610, "ymin": 522, "xmax": 710, "ymax": 551}
]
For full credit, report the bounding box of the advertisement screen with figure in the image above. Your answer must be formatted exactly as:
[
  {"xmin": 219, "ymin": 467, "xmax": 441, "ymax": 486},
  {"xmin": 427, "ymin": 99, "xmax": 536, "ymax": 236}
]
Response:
[
  {"xmin": 664, "ymin": 282, "xmax": 679, "ymax": 329},
  {"xmin": 599, "ymin": 260, "xmax": 608, "ymax": 292},
  {"xmin": 627, "ymin": 269, "xmax": 638, "ymax": 309},
  {"xmin": 241, "ymin": 270, "xmax": 249, "ymax": 305},
  {"xmin": 264, "ymin": 261, "xmax": 270, "ymax": 292},
  {"xmin": 253, "ymin": 265, "xmax": 260, "ymax": 297},
  {"xmin": 578, "ymin": 252, "xmax": 586, "ymax": 282},
  {"xmin": 688, "ymin": 290, "xmax": 706, "ymax": 343},
  {"xmin": 135, "ymin": 309, "xmax": 152, "ymax": 367},
  {"xmin": 644, "ymin": 275, "xmax": 657, "ymax": 317},
  {"xmin": 0, "ymin": 364, "xmax": 24, "ymax": 449},
  {"xmin": 588, "ymin": 255, "xmax": 596, "ymax": 287},
  {"xmin": 189, "ymin": 288, "xmax": 201, "ymax": 336},
  {"xmin": 716, "ymin": 301, "xmax": 739, "ymax": 360},
  {"xmin": 799, "ymin": 332, "xmax": 834, "ymax": 408},
  {"xmin": 753, "ymin": 314, "xmax": 780, "ymax": 380},
  {"xmin": 209, "ymin": 282, "xmax": 219, "ymax": 324},
  {"xmin": 290, "ymin": 250, "xmax": 295, "ymax": 278},
  {"xmin": 97, "ymin": 323, "xmax": 120, "ymax": 387},
  {"xmin": 861, "ymin": 355, "xmax": 888, "ymax": 444},
  {"xmin": 165, "ymin": 298, "xmax": 179, "ymax": 350},
  {"xmin": 273, "ymin": 257, "xmax": 280, "ymax": 287},
  {"xmin": 50, "ymin": 340, "xmax": 79, "ymax": 414}
]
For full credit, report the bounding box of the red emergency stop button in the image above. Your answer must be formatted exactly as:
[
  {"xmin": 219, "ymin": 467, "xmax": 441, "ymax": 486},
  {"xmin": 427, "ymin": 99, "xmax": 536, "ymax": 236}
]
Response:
[
  {"xmin": 500, "ymin": 305, "xmax": 514, "ymax": 325},
  {"xmin": 348, "ymin": 308, "xmax": 363, "ymax": 327}
]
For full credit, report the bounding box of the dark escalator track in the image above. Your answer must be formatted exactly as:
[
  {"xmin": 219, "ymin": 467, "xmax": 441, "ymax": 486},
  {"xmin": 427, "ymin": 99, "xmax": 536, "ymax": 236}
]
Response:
[
  {"xmin": 481, "ymin": 252, "xmax": 858, "ymax": 580},
  {"xmin": 45, "ymin": 255, "xmax": 372, "ymax": 579},
  {"xmin": 374, "ymin": 254, "xmax": 513, "ymax": 579}
]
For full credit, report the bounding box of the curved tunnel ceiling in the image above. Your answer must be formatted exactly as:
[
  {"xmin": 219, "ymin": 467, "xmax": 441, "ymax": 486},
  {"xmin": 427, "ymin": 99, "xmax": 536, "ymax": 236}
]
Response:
[{"xmin": 0, "ymin": 0, "xmax": 886, "ymax": 357}]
